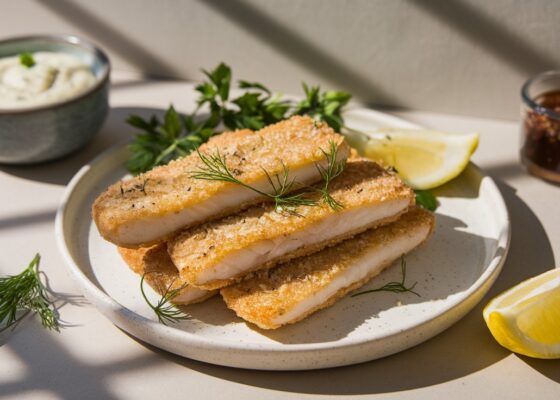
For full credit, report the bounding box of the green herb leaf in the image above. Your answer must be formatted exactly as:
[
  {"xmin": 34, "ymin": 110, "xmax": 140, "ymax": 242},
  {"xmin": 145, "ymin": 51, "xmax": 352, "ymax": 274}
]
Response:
[
  {"xmin": 19, "ymin": 52, "xmax": 35, "ymax": 68},
  {"xmin": 161, "ymin": 105, "xmax": 182, "ymax": 140},
  {"xmin": 204, "ymin": 62, "xmax": 232, "ymax": 101},
  {"xmin": 195, "ymin": 81, "xmax": 217, "ymax": 104},
  {"xmin": 127, "ymin": 114, "xmax": 160, "ymax": 133},
  {"xmin": 238, "ymin": 80, "xmax": 271, "ymax": 94},
  {"xmin": 0, "ymin": 254, "xmax": 59, "ymax": 332},
  {"xmin": 292, "ymin": 84, "xmax": 351, "ymax": 131},
  {"xmin": 415, "ymin": 189, "xmax": 438, "ymax": 211},
  {"xmin": 351, "ymin": 257, "xmax": 419, "ymax": 298},
  {"xmin": 140, "ymin": 274, "xmax": 191, "ymax": 325}
]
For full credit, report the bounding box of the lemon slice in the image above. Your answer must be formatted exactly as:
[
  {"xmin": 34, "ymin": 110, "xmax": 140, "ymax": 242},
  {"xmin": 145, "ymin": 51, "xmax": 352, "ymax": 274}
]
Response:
[
  {"xmin": 347, "ymin": 128, "xmax": 479, "ymax": 190},
  {"xmin": 483, "ymin": 269, "xmax": 560, "ymax": 359}
]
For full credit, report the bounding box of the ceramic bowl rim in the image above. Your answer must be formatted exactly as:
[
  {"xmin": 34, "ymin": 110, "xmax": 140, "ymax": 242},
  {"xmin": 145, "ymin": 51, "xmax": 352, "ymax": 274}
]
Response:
[{"xmin": 0, "ymin": 34, "xmax": 110, "ymax": 116}]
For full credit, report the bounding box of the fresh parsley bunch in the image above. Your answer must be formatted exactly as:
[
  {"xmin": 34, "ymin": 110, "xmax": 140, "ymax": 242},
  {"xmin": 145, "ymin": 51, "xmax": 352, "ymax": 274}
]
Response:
[
  {"xmin": 126, "ymin": 62, "xmax": 351, "ymax": 174},
  {"xmin": 195, "ymin": 63, "xmax": 291, "ymax": 131},
  {"xmin": 125, "ymin": 106, "xmax": 218, "ymax": 175}
]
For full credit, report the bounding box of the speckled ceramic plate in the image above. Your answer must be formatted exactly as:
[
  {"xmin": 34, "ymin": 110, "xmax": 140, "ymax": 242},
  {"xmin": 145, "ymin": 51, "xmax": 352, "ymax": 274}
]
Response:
[{"xmin": 55, "ymin": 108, "xmax": 510, "ymax": 370}]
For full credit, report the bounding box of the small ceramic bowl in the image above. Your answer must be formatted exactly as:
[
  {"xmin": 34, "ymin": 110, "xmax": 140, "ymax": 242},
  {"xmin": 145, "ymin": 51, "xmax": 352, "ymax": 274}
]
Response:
[{"xmin": 0, "ymin": 35, "xmax": 110, "ymax": 164}]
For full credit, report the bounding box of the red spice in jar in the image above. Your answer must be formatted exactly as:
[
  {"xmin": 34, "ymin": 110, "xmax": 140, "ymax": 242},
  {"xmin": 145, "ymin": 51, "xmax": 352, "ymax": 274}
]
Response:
[{"xmin": 521, "ymin": 90, "xmax": 560, "ymax": 179}]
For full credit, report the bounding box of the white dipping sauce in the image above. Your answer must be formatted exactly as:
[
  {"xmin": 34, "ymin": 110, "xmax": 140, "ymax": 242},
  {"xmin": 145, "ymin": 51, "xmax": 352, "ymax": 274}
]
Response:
[{"xmin": 0, "ymin": 51, "xmax": 96, "ymax": 109}]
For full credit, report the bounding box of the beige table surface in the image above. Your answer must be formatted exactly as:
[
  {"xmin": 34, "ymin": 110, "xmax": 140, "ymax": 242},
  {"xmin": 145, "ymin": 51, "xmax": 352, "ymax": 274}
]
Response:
[{"xmin": 0, "ymin": 73, "xmax": 559, "ymax": 400}]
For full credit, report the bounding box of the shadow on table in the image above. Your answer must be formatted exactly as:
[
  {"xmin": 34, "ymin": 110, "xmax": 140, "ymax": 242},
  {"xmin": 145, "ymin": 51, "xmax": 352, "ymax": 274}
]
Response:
[
  {"xmin": 0, "ymin": 320, "xmax": 163, "ymax": 400},
  {"xmin": 142, "ymin": 177, "xmax": 557, "ymax": 394},
  {"xmin": 0, "ymin": 106, "xmax": 168, "ymax": 186}
]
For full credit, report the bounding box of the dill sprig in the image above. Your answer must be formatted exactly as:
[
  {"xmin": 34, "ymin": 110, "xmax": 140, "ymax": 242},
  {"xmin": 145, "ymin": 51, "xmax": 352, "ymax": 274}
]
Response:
[
  {"xmin": 315, "ymin": 140, "xmax": 345, "ymax": 210},
  {"xmin": 0, "ymin": 254, "xmax": 59, "ymax": 333},
  {"xmin": 140, "ymin": 274, "xmax": 191, "ymax": 325},
  {"xmin": 351, "ymin": 257, "xmax": 420, "ymax": 298},
  {"xmin": 191, "ymin": 149, "xmax": 315, "ymax": 214}
]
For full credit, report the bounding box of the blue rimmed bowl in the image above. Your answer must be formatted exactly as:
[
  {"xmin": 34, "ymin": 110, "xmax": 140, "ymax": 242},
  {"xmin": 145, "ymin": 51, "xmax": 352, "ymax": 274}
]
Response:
[{"xmin": 0, "ymin": 35, "xmax": 110, "ymax": 164}]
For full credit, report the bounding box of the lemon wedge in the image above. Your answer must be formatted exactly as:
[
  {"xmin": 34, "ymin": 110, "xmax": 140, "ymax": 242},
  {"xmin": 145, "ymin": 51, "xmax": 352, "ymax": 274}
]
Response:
[
  {"xmin": 346, "ymin": 128, "xmax": 479, "ymax": 190},
  {"xmin": 483, "ymin": 269, "xmax": 560, "ymax": 359}
]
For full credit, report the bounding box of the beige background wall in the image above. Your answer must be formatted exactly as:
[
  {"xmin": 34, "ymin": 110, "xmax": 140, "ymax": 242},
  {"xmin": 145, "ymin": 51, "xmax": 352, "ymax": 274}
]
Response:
[{"xmin": 2, "ymin": 0, "xmax": 560, "ymax": 120}]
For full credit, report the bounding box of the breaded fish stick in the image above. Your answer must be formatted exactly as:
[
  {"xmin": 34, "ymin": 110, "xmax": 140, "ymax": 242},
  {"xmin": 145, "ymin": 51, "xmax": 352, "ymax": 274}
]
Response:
[
  {"xmin": 221, "ymin": 208, "xmax": 434, "ymax": 329},
  {"xmin": 168, "ymin": 157, "xmax": 415, "ymax": 290},
  {"xmin": 118, "ymin": 244, "xmax": 216, "ymax": 305},
  {"xmin": 93, "ymin": 116, "xmax": 349, "ymax": 248}
]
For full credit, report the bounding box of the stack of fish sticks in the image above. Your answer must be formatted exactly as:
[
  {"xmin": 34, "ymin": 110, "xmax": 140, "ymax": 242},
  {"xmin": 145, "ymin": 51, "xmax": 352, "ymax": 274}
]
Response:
[{"xmin": 93, "ymin": 116, "xmax": 434, "ymax": 330}]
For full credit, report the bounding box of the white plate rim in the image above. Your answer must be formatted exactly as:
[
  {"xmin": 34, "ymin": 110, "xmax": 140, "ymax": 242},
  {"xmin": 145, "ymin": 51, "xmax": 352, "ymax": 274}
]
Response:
[{"xmin": 55, "ymin": 108, "xmax": 511, "ymax": 360}]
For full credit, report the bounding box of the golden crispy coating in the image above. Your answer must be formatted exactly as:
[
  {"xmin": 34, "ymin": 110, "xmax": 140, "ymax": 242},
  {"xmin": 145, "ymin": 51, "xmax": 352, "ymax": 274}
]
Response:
[
  {"xmin": 93, "ymin": 116, "xmax": 349, "ymax": 248},
  {"xmin": 168, "ymin": 157, "xmax": 415, "ymax": 290},
  {"xmin": 118, "ymin": 244, "xmax": 216, "ymax": 305},
  {"xmin": 221, "ymin": 208, "xmax": 435, "ymax": 329}
]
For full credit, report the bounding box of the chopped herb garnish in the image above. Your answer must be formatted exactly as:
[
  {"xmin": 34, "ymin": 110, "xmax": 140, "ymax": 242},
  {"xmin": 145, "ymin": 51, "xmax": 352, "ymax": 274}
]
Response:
[
  {"xmin": 0, "ymin": 254, "xmax": 59, "ymax": 332},
  {"xmin": 191, "ymin": 149, "xmax": 315, "ymax": 214},
  {"xmin": 19, "ymin": 52, "xmax": 35, "ymax": 68},
  {"xmin": 140, "ymin": 273, "xmax": 191, "ymax": 325},
  {"xmin": 415, "ymin": 189, "xmax": 438, "ymax": 211},
  {"xmin": 351, "ymin": 257, "xmax": 419, "ymax": 298}
]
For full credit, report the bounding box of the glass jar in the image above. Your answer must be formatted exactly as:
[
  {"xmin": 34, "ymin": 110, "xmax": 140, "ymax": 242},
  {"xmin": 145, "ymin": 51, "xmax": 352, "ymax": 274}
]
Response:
[{"xmin": 521, "ymin": 71, "xmax": 560, "ymax": 183}]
